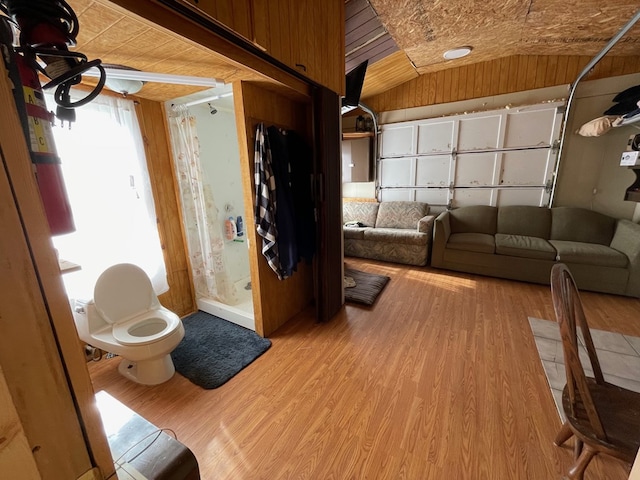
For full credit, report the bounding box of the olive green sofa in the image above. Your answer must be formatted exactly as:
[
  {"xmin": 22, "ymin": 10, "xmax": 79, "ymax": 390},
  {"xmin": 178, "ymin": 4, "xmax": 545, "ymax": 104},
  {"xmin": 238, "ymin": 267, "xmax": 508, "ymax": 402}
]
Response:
[{"xmin": 432, "ymin": 205, "xmax": 640, "ymax": 297}]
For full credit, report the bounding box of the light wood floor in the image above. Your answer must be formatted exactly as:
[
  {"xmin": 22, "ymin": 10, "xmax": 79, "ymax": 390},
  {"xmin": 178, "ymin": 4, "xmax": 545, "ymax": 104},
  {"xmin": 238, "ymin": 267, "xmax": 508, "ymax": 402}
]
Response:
[{"xmin": 88, "ymin": 259, "xmax": 640, "ymax": 479}]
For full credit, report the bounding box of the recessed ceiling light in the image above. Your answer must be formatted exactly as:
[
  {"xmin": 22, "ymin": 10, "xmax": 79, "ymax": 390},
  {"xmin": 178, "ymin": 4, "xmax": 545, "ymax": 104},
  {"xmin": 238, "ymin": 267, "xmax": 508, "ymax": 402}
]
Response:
[{"xmin": 443, "ymin": 46, "xmax": 473, "ymax": 60}]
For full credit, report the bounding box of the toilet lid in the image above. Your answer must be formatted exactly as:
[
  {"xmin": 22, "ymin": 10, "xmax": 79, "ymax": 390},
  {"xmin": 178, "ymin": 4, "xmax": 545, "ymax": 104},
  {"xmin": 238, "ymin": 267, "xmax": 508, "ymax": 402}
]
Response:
[{"xmin": 94, "ymin": 264, "xmax": 156, "ymax": 324}]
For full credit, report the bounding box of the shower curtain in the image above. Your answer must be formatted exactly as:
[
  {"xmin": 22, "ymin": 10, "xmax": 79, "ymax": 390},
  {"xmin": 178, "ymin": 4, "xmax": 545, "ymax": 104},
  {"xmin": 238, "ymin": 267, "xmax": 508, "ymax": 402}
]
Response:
[{"xmin": 168, "ymin": 105, "xmax": 238, "ymax": 305}]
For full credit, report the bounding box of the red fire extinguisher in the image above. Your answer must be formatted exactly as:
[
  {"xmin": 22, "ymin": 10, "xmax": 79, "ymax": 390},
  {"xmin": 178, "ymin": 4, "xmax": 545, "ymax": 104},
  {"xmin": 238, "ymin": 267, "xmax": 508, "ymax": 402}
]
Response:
[{"xmin": 14, "ymin": 52, "xmax": 75, "ymax": 235}]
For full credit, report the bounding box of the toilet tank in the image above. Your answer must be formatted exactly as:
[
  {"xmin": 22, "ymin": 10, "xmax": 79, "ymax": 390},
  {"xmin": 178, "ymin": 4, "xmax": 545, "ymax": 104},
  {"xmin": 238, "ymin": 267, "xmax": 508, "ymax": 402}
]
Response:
[{"xmin": 70, "ymin": 298, "xmax": 106, "ymax": 341}]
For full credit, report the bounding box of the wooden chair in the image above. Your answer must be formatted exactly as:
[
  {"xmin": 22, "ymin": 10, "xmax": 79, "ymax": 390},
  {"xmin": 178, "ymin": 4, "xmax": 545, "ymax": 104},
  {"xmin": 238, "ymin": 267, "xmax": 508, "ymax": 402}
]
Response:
[{"xmin": 550, "ymin": 263, "xmax": 640, "ymax": 480}]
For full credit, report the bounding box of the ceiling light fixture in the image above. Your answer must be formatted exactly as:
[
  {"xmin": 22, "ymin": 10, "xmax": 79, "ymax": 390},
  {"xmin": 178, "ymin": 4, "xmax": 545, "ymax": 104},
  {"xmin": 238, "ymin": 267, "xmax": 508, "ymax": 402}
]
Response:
[
  {"xmin": 104, "ymin": 78, "xmax": 144, "ymax": 95},
  {"xmin": 84, "ymin": 66, "xmax": 224, "ymax": 88},
  {"xmin": 443, "ymin": 46, "xmax": 473, "ymax": 60}
]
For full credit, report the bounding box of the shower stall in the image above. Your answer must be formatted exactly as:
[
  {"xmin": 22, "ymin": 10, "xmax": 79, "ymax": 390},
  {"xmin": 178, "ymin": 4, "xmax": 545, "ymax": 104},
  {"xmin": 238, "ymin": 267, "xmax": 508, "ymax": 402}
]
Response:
[{"xmin": 167, "ymin": 89, "xmax": 255, "ymax": 330}]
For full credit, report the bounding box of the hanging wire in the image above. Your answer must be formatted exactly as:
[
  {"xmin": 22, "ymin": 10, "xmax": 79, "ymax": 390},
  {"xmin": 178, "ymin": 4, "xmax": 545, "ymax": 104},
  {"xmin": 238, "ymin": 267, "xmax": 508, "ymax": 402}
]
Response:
[{"xmin": 0, "ymin": 0, "xmax": 105, "ymax": 111}]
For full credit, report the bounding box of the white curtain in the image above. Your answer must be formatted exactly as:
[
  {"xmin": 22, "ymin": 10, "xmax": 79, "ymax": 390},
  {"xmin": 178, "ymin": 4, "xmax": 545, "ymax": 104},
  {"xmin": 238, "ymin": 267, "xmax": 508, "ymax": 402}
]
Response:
[
  {"xmin": 168, "ymin": 105, "xmax": 237, "ymax": 304},
  {"xmin": 48, "ymin": 93, "xmax": 168, "ymax": 300}
]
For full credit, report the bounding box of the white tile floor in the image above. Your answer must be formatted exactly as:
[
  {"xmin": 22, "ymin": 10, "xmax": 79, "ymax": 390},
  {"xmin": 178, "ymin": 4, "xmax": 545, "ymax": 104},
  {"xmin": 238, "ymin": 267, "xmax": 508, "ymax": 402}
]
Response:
[{"xmin": 528, "ymin": 317, "xmax": 640, "ymax": 421}]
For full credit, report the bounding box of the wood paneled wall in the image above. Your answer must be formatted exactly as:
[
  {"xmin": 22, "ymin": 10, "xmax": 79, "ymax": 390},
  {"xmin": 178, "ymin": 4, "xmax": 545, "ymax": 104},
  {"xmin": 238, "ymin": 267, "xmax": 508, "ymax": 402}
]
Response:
[
  {"xmin": 135, "ymin": 98, "xmax": 196, "ymax": 317},
  {"xmin": 234, "ymin": 81, "xmax": 314, "ymax": 337},
  {"xmin": 0, "ymin": 61, "xmax": 113, "ymax": 478},
  {"xmin": 252, "ymin": 0, "xmax": 345, "ymax": 94},
  {"xmin": 361, "ymin": 50, "xmax": 418, "ymax": 99},
  {"xmin": 0, "ymin": 363, "xmax": 41, "ymax": 477},
  {"xmin": 365, "ymin": 54, "xmax": 640, "ymax": 112}
]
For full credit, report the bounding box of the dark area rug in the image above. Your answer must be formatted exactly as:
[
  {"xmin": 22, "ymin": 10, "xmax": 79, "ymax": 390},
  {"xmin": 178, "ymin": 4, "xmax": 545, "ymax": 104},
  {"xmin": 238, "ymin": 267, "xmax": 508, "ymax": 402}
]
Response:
[
  {"xmin": 344, "ymin": 268, "xmax": 390, "ymax": 306},
  {"xmin": 171, "ymin": 311, "xmax": 271, "ymax": 389}
]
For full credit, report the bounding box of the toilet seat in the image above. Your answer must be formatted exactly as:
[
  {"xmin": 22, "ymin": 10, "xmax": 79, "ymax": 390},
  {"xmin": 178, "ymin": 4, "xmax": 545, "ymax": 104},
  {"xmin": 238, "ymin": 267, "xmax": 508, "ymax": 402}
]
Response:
[
  {"xmin": 112, "ymin": 309, "xmax": 181, "ymax": 346},
  {"xmin": 94, "ymin": 263, "xmax": 181, "ymax": 346}
]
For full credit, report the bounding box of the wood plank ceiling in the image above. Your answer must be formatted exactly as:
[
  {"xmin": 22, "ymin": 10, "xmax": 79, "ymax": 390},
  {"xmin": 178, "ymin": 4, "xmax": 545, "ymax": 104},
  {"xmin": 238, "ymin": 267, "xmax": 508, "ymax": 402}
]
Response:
[
  {"xmin": 66, "ymin": 0, "xmax": 263, "ymax": 102},
  {"xmin": 35, "ymin": 0, "xmax": 640, "ymax": 103}
]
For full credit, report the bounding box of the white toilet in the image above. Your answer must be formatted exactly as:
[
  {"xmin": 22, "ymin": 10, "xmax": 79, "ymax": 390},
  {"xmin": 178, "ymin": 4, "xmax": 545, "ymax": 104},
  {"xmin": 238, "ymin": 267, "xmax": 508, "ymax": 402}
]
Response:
[{"xmin": 72, "ymin": 263, "xmax": 185, "ymax": 385}]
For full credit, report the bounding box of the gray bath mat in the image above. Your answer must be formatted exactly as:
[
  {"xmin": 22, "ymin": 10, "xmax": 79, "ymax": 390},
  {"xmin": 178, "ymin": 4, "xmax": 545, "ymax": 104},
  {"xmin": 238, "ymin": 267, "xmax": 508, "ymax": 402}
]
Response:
[{"xmin": 171, "ymin": 311, "xmax": 271, "ymax": 389}]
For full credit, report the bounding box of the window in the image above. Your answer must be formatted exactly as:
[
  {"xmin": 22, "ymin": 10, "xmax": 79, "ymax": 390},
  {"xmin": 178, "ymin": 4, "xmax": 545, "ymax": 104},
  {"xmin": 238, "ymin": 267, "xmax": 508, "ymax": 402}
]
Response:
[{"xmin": 47, "ymin": 94, "xmax": 168, "ymax": 300}]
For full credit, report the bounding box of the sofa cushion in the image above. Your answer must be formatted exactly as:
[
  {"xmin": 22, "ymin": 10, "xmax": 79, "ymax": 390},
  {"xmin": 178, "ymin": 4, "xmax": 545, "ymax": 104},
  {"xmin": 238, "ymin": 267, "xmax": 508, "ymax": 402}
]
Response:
[
  {"xmin": 375, "ymin": 201, "xmax": 429, "ymax": 229},
  {"xmin": 343, "ymin": 201, "xmax": 379, "ymax": 227},
  {"xmin": 449, "ymin": 206, "xmax": 497, "ymax": 235},
  {"xmin": 343, "ymin": 226, "xmax": 367, "ymax": 240},
  {"xmin": 497, "ymin": 206, "xmax": 551, "ymax": 238},
  {"xmin": 549, "ymin": 240, "xmax": 629, "ymax": 267},
  {"xmin": 550, "ymin": 207, "xmax": 616, "ymax": 245},
  {"xmin": 363, "ymin": 228, "xmax": 429, "ymax": 246},
  {"xmin": 495, "ymin": 233, "xmax": 556, "ymax": 260},
  {"xmin": 447, "ymin": 233, "xmax": 495, "ymax": 253}
]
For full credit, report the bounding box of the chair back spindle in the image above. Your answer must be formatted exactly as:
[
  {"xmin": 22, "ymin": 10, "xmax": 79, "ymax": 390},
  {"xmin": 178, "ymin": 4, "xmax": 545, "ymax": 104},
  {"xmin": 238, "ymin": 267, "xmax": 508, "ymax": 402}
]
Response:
[{"xmin": 550, "ymin": 264, "xmax": 606, "ymax": 440}]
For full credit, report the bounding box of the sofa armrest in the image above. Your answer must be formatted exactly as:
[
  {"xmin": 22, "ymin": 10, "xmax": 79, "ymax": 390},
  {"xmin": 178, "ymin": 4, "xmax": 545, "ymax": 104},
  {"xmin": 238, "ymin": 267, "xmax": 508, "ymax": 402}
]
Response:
[
  {"xmin": 417, "ymin": 215, "xmax": 436, "ymax": 234},
  {"xmin": 610, "ymin": 219, "xmax": 640, "ymax": 297},
  {"xmin": 431, "ymin": 211, "xmax": 451, "ymax": 267}
]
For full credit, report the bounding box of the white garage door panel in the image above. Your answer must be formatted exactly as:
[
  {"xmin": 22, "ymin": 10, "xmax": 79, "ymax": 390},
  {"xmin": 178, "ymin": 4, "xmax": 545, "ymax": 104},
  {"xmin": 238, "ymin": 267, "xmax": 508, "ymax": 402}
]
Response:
[
  {"xmin": 504, "ymin": 108, "xmax": 559, "ymax": 147},
  {"xmin": 500, "ymin": 150, "xmax": 551, "ymax": 185},
  {"xmin": 415, "ymin": 156, "xmax": 451, "ymax": 186},
  {"xmin": 417, "ymin": 121, "xmax": 455, "ymax": 154},
  {"xmin": 380, "ymin": 125, "xmax": 415, "ymax": 156},
  {"xmin": 378, "ymin": 100, "xmax": 564, "ymax": 208},
  {"xmin": 458, "ymin": 115, "xmax": 502, "ymax": 151},
  {"xmin": 455, "ymin": 153, "xmax": 498, "ymax": 186},
  {"xmin": 452, "ymin": 189, "xmax": 493, "ymax": 207},
  {"xmin": 497, "ymin": 188, "xmax": 545, "ymax": 206},
  {"xmin": 379, "ymin": 158, "xmax": 414, "ymax": 186},
  {"xmin": 380, "ymin": 189, "xmax": 414, "ymax": 202},
  {"xmin": 415, "ymin": 189, "xmax": 448, "ymax": 205}
]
